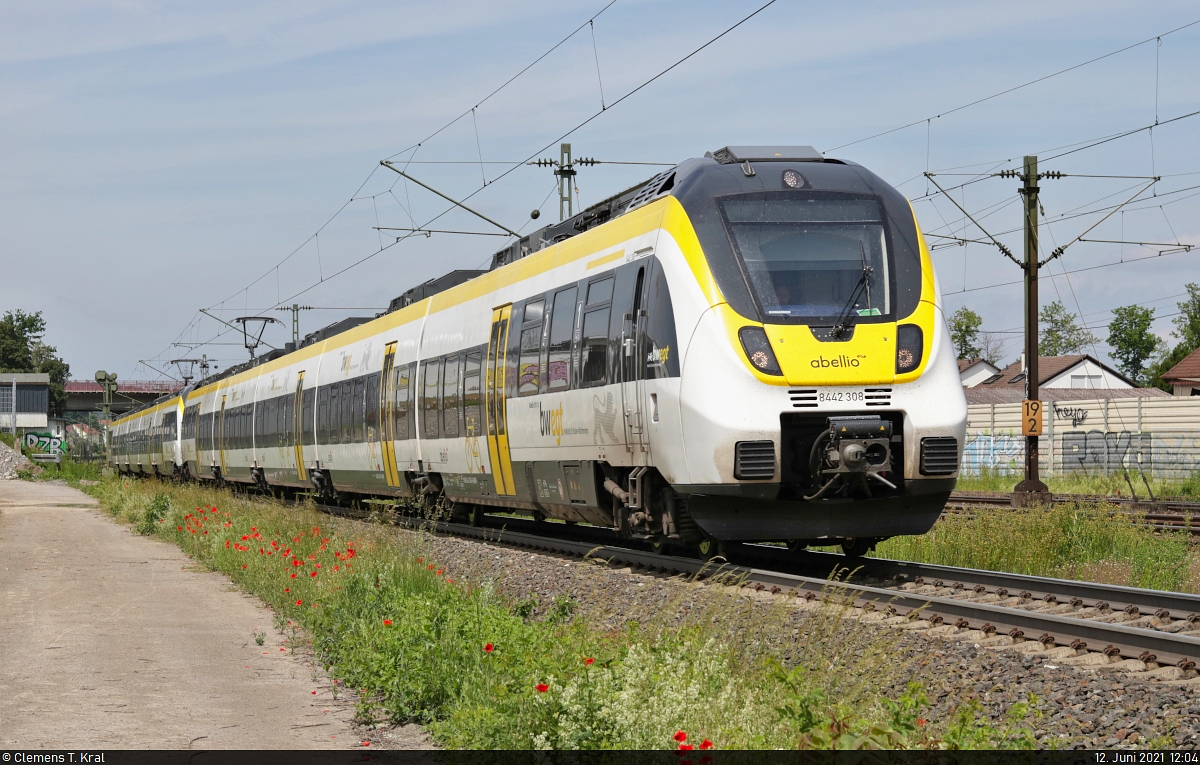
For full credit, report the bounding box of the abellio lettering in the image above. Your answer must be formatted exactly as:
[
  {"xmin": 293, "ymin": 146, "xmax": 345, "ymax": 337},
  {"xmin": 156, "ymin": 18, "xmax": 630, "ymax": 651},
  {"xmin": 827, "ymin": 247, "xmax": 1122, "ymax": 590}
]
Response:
[{"xmin": 810, "ymin": 355, "xmax": 861, "ymax": 368}]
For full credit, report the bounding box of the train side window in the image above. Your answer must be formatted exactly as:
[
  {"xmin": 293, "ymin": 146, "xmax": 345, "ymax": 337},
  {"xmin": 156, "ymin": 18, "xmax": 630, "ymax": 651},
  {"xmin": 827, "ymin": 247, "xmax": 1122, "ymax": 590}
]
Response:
[
  {"xmin": 365, "ymin": 373, "xmax": 380, "ymax": 443},
  {"xmin": 340, "ymin": 380, "xmax": 353, "ymax": 445},
  {"xmin": 351, "ymin": 377, "xmax": 365, "ymax": 443},
  {"xmin": 547, "ymin": 287, "xmax": 577, "ymax": 391},
  {"xmin": 463, "ymin": 351, "xmax": 482, "ymax": 436},
  {"xmin": 302, "ymin": 388, "xmax": 315, "ymax": 446},
  {"xmin": 442, "ymin": 354, "xmax": 460, "ymax": 437},
  {"xmin": 282, "ymin": 395, "xmax": 294, "ymax": 447},
  {"xmin": 422, "ymin": 359, "xmax": 441, "ymax": 439},
  {"xmin": 394, "ymin": 363, "xmax": 412, "ymax": 440},
  {"xmin": 586, "ymin": 277, "xmax": 614, "ymax": 306},
  {"xmin": 518, "ymin": 325, "xmax": 542, "ymax": 396},
  {"xmin": 320, "ymin": 386, "xmax": 333, "ymax": 444},
  {"xmin": 523, "ymin": 299, "xmax": 544, "ymax": 324}
]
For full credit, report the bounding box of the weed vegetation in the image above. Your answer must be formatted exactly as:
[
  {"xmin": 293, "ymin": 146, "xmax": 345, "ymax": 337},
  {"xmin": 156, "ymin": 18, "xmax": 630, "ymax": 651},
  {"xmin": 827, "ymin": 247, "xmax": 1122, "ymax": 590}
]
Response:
[
  {"xmin": 89, "ymin": 478, "xmax": 1040, "ymax": 750},
  {"xmin": 18, "ymin": 455, "xmax": 103, "ymax": 484},
  {"xmin": 957, "ymin": 468, "xmax": 1200, "ymax": 500},
  {"xmin": 875, "ymin": 501, "xmax": 1195, "ymax": 592}
]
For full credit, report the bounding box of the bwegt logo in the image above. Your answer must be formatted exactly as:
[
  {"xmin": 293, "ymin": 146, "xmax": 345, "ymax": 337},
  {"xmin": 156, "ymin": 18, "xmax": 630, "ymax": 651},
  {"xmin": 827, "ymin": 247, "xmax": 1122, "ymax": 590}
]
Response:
[
  {"xmin": 811, "ymin": 354, "xmax": 862, "ymax": 368},
  {"xmin": 539, "ymin": 403, "xmax": 565, "ymax": 445}
]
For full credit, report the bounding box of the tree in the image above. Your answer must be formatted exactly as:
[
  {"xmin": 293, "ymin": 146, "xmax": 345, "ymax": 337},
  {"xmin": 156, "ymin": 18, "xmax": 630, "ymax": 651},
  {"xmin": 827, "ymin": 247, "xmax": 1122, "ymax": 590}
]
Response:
[
  {"xmin": 948, "ymin": 307, "xmax": 983, "ymax": 359},
  {"xmin": 1172, "ymin": 282, "xmax": 1200, "ymax": 352},
  {"xmin": 1039, "ymin": 301, "xmax": 1098, "ymax": 357},
  {"xmin": 978, "ymin": 331, "xmax": 1010, "ymax": 366},
  {"xmin": 1145, "ymin": 283, "xmax": 1200, "ymax": 392},
  {"xmin": 0, "ymin": 310, "xmax": 45, "ymax": 371},
  {"xmin": 0, "ymin": 309, "xmax": 70, "ymax": 417},
  {"xmin": 1107, "ymin": 305, "xmax": 1158, "ymax": 383},
  {"xmin": 1146, "ymin": 343, "xmax": 1191, "ymax": 392}
]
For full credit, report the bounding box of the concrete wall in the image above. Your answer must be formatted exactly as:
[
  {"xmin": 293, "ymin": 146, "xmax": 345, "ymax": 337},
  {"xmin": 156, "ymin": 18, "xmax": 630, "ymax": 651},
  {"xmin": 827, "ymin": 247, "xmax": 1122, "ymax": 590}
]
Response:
[{"xmin": 963, "ymin": 397, "xmax": 1200, "ymax": 478}]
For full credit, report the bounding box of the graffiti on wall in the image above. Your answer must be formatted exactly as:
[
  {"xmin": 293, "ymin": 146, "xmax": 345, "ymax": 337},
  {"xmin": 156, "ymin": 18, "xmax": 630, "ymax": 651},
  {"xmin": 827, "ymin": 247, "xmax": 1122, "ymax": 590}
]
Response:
[
  {"xmin": 23, "ymin": 432, "xmax": 66, "ymax": 456},
  {"xmin": 963, "ymin": 430, "xmax": 1200, "ymax": 478}
]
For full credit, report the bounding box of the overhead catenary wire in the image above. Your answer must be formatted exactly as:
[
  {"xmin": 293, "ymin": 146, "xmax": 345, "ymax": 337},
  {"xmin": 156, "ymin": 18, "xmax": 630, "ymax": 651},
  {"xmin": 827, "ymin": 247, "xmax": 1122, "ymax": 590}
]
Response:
[{"xmin": 826, "ymin": 18, "xmax": 1200, "ymax": 153}]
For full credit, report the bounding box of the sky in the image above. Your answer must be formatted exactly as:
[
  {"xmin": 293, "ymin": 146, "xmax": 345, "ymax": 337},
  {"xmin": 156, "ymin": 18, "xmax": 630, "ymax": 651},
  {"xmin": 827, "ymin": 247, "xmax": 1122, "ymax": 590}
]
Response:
[{"xmin": 3, "ymin": 0, "xmax": 1199, "ymax": 383}]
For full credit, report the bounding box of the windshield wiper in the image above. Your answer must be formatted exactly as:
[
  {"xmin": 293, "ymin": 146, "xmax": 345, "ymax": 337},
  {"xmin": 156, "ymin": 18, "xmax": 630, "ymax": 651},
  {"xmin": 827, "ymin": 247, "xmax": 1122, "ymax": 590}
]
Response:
[{"xmin": 830, "ymin": 243, "xmax": 873, "ymax": 338}]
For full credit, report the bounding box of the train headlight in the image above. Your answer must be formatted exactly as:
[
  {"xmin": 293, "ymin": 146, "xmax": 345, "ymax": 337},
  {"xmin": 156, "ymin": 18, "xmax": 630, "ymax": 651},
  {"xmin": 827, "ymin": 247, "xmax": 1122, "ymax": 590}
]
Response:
[
  {"xmin": 739, "ymin": 327, "xmax": 782, "ymax": 376},
  {"xmin": 896, "ymin": 324, "xmax": 923, "ymax": 374}
]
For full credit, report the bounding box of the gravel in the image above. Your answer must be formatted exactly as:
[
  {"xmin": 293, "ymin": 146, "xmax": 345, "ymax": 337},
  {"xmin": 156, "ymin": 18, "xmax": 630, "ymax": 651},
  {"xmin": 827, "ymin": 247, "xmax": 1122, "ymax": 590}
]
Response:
[
  {"xmin": 401, "ymin": 523, "xmax": 1200, "ymax": 750},
  {"xmin": 0, "ymin": 441, "xmax": 32, "ymax": 480}
]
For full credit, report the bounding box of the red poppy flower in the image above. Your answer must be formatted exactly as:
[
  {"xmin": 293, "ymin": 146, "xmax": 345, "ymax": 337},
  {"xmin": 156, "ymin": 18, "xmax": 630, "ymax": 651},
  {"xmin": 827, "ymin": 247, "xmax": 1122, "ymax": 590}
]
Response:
[
  {"xmin": 291, "ymin": 573, "xmax": 297, "ymax": 579},
  {"xmin": 311, "ymin": 690, "xmax": 316, "ymax": 695},
  {"xmin": 427, "ymin": 564, "xmax": 434, "ymax": 570},
  {"xmin": 225, "ymin": 540, "xmax": 231, "ymax": 548},
  {"xmin": 310, "ymin": 571, "xmax": 317, "ymax": 577},
  {"xmin": 251, "ymin": 527, "xmax": 256, "ymax": 532},
  {"xmin": 484, "ymin": 643, "xmax": 494, "ymax": 653},
  {"xmin": 445, "ymin": 578, "xmax": 454, "ymax": 583},
  {"xmin": 333, "ymin": 566, "xmax": 340, "ymax": 571},
  {"xmin": 295, "ymin": 599, "xmax": 303, "ymax": 606},
  {"xmin": 436, "ymin": 569, "xmax": 444, "ymax": 575},
  {"xmin": 417, "ymin": 557, "xmax": 423, "ymax": 563},
  {"xmin": 177, "ymin": 526, "xmax": 183, "ymax": 531},
  {"xmin": 584, "ymin": 658, "xmax": 594, "ymax": 666},
  {"xmin": 699, "ymin": 740, "xmax": 714, "ymax": 750},
  {"xmin": 536, "ymin": 683, "xmax": 549, "ymax": 693},
  {"xmin": 674, "ymin": 731, "xmax": 687, "ymax": 743},
  {"xmin": 383, "ymin": 619, "xmax": 393, "ymax": 626},
  {"xmin": 241, "ymin": 535, "xmax": 249, "ymax": 540},
  {"xmin": 361, "ymin": 742, "xmax": 370, "ymax": 747},
  {"xmin": 917, "ymin": 718, "xmax": 927, "ymax": 727},
  {"xmin": 242, "ymin": 565, "xmax": 248, "ymax": 569},
  {"xmin": 285, "ymin": 588, "xmax": 290, "ymax": 592},
  {"xmin": 678, "ymin": 744, "xmax": 694, "ymax": 751}
]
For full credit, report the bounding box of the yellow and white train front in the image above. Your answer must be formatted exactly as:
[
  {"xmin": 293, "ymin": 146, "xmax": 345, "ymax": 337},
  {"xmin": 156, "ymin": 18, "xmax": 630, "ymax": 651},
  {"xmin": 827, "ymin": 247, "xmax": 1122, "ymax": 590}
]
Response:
[{"xmin": 660, "ymin": 150, "xmax": 967, "ymax": 545}]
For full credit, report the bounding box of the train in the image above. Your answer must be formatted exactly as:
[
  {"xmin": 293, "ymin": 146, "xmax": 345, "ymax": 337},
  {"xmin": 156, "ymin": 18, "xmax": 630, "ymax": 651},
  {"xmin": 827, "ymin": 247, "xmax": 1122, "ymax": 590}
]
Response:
[{"xmin": 108, "ymin": 145, "xmax": 967, "ymax": 557}]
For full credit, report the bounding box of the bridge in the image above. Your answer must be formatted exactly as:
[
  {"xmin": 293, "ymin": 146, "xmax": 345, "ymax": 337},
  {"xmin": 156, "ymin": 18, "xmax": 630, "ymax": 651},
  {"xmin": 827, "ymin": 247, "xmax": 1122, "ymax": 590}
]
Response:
[{"xmin": 65, "ymin": 380, "xmax": 184, "ymax": 414}]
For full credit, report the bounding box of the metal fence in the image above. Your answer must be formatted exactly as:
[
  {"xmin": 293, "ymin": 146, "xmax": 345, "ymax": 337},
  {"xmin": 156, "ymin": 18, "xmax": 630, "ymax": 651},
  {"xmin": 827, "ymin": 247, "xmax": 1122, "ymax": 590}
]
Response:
[{"xmin": 964, "ymin": 397, "xmax": 1200, "ymax": 479}]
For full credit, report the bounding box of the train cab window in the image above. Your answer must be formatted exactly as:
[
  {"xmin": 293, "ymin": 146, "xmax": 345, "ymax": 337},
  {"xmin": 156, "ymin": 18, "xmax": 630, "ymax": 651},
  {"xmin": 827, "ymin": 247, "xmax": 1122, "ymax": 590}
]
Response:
[
  {"xmin": 442, "ymin": 355, "xmax": 460, "ymax": 437},
  {"xmin": 394, "ymin": 364, "xmax": 412, "ymax": 440},
  {"xmin": 547, "ymin": 287, "xmax": 577, "ymax": 391},
  {"xmin": 463, "ymin": 351, "xmax": 482, "ymax": 436},
  {"xmin": 365, "ymin": 373, "xmax": 380, "ymax": 443},
  {"xmin": 340, "ymin": 380, "xmax": 353, "ymax": 444},
  {"xmin": 352, "ymin": 377, "xmax": 365, "ymax": 443},
  {"xmin": 302, "ymin": 388, "xmax": 315, "ymax": 446},
  {"xmin": 422, "ymin": 360, "xmax": 441, "ymax": 439},
  {"xmin": 718, "ymin": 194, "xmax": 892, "ymax": 323},
  {"xmin": 320, "ymin": 386, "xmax": 333, "ymax": 444}
]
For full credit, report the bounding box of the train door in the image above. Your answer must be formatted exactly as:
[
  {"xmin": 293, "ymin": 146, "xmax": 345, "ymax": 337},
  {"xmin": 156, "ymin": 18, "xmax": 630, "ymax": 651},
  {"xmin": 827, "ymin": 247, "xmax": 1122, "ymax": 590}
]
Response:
[
  {"xmin": 379, "ymin": 343, "xmax": 402, "ymax": 488},
  {"xmin": 485, "ymin": 306, "xmax": 516, "ymax": 495},
  {"xmin": 293, "ymin": 373, "xmax": 307, "ymax": 482},
  {"xmin": 218, "ymin": 395, "xmax": 227, "ymax": 476},
  {"xmin": 619, "ymin": 266, "xmax": 649, "ymax": 459}
]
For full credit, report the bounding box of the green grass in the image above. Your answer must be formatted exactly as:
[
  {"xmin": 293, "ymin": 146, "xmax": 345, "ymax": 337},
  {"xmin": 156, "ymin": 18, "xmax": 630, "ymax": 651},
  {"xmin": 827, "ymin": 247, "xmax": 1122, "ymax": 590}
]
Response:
[
  {"xmin": 88, "ymin": 478, "xmax": 1039, "ymax": 750},
  {"xmin": 957, "ymin": 468, "xmax": 1200, "ymax": 500},
  {"xmin": 875, "ymin": 501, "xmax": 1195, "ymax": 592},
  {"xmin": 19, "ymin": 455, "xmax": 103, "ymax": 485}
]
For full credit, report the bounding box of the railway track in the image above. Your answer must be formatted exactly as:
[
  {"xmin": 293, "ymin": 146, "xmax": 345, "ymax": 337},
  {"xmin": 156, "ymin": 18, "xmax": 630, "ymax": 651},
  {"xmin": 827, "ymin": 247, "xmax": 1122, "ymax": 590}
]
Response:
[
  {"xmin": 947, "ymin": 491, "xmax": 1200, "ymax": 534},
  {"xmin": 327, "ymin": 507, "xmax": 1200, "ymax": 682}
]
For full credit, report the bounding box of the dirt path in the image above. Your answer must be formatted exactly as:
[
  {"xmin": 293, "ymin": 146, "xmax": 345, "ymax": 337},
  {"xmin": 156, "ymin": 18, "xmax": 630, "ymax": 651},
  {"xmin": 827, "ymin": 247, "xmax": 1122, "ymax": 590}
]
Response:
[{"xmin": 0, "ymin": 480, "xmax": 428, "ymax": 749}]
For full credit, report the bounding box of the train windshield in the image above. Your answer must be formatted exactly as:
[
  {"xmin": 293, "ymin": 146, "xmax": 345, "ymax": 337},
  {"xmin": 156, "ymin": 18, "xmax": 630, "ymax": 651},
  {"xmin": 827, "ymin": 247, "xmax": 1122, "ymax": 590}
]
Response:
[{"xmin": 719, "ymin": 193, "xmax": 892, "ymax": 324}]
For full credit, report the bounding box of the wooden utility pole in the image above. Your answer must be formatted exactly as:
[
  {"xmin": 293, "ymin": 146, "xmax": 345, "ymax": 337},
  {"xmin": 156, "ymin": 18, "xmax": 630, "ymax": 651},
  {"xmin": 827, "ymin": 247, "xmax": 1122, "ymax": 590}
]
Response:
[{"xmin": 1013, "ymin": 155, "xmax": 1050, "ymax": 504}]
